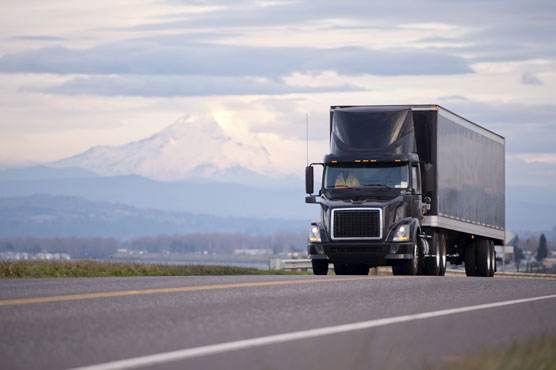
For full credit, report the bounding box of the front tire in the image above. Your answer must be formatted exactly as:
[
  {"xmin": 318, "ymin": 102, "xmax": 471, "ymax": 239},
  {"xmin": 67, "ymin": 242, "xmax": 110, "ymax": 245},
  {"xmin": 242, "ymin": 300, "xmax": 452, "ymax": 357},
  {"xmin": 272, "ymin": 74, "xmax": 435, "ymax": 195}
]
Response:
[
  {"xmin": 312, "ymin": 259, "xmax": 329, "ymax": 275},
  {"xmin": 392, "ymin": 264, "xmax": 403, "ymax": 275},
  {"xmin": 399, "ymin": 239, "xmax": 423, "ymax": 275},
  {"xmin": 334, "ymin": 263, "xmax": 348, "ymax": 275}
]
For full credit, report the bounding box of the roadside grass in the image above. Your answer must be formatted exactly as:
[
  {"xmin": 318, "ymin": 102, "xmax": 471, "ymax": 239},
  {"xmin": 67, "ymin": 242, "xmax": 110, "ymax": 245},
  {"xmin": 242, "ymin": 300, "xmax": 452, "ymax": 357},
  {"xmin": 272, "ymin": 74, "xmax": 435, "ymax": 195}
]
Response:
[
  {"xmin": 440, "ymin": 335, "xmax": 556, "ymax": 370},
  {"xmin": 0, "ymin": 260, "xmax": 310, "ymax": 278}
]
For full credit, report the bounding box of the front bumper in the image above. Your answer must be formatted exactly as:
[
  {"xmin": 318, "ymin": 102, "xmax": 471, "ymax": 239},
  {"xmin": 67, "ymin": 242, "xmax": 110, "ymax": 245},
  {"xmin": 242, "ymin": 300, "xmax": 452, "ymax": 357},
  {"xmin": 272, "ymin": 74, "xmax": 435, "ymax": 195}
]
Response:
[{"xmin": 308, "ymin": 241, "xmax": 415, "ymax": 265}]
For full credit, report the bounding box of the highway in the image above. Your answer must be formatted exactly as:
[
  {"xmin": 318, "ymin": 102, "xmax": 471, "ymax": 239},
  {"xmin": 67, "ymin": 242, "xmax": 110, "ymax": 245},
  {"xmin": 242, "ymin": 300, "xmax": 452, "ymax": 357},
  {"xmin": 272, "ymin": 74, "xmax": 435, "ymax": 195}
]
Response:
[{"xmin": 1, "ymin": 275, "xmax": 555, "ymax": 370}]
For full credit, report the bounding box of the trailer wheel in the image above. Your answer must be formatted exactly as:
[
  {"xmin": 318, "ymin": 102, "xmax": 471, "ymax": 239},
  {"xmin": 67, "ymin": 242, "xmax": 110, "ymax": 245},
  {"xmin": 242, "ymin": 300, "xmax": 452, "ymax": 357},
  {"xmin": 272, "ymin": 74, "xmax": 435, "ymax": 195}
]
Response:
[
  {"xmin": 488, "ymin": 240, "xmax": 495, "ymax": 277},
  {"xmin": 465, "ymin": 243, "xmax": 477, "ymax": 276},
  {"xmin": 312, "ymin": 259, "xmax": 329, "ymax": 275},
  {"xmin": 425, "ymin": 232, "xmax": 447, "ymax": 276},
  {"xmin": 476, "ymin": 238, "xmax": 491, "ymax": 277},
  {"xmin": 334, "ymin": 263, "xmax": 348, "ymax": 275}
]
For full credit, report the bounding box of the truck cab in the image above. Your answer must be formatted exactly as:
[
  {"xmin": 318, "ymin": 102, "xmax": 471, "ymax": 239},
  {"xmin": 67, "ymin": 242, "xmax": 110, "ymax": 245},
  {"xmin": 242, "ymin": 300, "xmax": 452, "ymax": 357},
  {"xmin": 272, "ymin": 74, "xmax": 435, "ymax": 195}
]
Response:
[{"xmin": 306, "ymin": 155, "xmax": 428, "ymax": 275}]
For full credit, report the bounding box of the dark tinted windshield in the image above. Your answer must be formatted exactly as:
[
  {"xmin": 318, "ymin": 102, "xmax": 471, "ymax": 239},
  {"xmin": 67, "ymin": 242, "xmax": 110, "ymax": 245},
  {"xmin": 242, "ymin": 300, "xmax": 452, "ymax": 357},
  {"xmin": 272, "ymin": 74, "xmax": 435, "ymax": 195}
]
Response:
[{"xmin": 324, "ymin": 163, "xmax": 409, "ymax": 189}]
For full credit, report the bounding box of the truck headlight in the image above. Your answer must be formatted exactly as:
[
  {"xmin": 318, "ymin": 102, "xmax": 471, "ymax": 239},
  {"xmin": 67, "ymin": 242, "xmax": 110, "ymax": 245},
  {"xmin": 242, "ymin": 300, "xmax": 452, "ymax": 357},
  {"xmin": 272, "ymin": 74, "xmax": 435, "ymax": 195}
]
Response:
[
  {"xmin": 393, "ymin": 224, "xmax": 410, "ymax": 242},
  {"xmin": 309, "ymin": 225, "xmax": 321, "ymax": 243}
]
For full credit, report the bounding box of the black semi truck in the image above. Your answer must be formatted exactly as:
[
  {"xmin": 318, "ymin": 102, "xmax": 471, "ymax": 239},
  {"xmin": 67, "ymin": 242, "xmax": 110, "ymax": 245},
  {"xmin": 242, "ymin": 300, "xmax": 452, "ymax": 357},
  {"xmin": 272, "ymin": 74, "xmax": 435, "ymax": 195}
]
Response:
[{"xmin": 305, "ymin": 105, "xmax": 505, "ymax": 277}]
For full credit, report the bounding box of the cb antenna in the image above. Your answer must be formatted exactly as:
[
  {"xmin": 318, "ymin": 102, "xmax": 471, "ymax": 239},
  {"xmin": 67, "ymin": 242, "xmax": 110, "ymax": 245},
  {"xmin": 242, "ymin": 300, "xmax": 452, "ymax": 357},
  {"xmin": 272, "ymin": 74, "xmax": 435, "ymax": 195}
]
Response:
[{"xmin": 306, "ymin": 113, "xmax": 309, "ymax": 166}]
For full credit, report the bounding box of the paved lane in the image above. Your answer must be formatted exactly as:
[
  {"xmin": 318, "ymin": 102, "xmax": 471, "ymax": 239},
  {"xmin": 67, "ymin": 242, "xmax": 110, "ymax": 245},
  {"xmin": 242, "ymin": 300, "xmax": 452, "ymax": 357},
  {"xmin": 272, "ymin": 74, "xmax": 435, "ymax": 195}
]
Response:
[{"xmin": 1, "ymin": 275, "xmax": 555, "ymax": 370}]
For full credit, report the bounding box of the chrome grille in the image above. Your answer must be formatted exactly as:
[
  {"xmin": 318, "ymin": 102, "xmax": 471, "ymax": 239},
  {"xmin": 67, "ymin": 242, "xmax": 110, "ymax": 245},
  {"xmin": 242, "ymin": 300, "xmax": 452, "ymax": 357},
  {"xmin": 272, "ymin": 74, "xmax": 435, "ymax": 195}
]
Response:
[{"xmin": 332, "ymin": 208, "xmax": 382, "ymax": 239}]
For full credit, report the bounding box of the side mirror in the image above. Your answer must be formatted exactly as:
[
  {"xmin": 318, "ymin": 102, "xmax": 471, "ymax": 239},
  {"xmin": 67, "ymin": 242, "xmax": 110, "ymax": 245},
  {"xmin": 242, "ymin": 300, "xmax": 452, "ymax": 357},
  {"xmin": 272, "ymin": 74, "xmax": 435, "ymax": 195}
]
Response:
[
  {"xmin": 305, "ymin": 166, "xmax": 314, "ymax": 194},
  {"xmin": 422, "ymin": 163, "xmax": 434, "ymax": 193}
]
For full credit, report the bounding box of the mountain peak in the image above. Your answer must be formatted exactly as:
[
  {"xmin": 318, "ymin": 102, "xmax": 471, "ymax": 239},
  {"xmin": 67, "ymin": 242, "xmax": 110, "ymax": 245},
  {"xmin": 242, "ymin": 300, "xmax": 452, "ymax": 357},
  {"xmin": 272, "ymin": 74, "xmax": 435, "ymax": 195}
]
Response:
[{"xmin": 52, "ymin": 115, "xmax": 273, "ymax": 182}]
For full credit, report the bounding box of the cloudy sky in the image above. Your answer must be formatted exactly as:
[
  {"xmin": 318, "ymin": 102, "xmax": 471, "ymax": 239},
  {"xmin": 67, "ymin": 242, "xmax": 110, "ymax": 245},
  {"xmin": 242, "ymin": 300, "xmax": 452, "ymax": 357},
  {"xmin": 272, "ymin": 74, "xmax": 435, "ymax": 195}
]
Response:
[{"xmin": 1, "ymin": 0, "xmax": 555, "ymax": 185}]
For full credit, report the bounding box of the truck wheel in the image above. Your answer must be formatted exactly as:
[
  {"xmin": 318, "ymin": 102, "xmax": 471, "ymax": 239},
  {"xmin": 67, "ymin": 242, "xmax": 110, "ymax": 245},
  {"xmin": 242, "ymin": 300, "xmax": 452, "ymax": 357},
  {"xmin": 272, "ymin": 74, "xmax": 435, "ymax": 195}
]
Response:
[
  {"xmin": 438, "ymin": 233, "xmax": 447, "ymax": 276},
  {"xmin": 401, "ymin": 240, "xmax": 423, "ymax": 275},
  {"xmin": 334, "ymin": 263, "xmax": 348, "ymax": 275},
  {"xmin": 392, "ymin": 264, "xmax": 403, "ymax": 275},
  {"xmin": 425, "ymin": 232, "xmax": 447, "ymax": 276},
  {"xmin": 465, "ymin": 243, "xmax": 477, "ymax": 276},
  {"xmin": 488, "ymin": 240, "xmax": 495, "ymax": 277},
  {"xmin": 312, "ymin": 259, "xmax": 329, "ymax": 275},
  {"xmin": 347, "ymin": 264, "xmax": 369, "ymax": 275},
  {"xmin": 476, "ymin": 238, "xmax": 491, "ymax": 277}
]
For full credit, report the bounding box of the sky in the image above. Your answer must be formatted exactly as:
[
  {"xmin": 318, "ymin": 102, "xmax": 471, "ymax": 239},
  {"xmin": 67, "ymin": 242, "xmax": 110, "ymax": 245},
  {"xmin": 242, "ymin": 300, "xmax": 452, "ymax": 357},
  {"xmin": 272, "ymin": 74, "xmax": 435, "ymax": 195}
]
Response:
[{"xmin": 0, "ymin": 0, "xmax": 555, "ymax": 186}]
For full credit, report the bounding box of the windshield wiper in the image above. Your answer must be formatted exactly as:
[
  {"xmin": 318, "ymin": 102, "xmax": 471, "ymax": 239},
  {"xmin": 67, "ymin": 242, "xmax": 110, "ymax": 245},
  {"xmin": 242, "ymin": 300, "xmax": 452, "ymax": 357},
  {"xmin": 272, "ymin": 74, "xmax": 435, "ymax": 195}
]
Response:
[{"xmin": 359, "ymin": 183, "xmax": 394, "ymax": 190}]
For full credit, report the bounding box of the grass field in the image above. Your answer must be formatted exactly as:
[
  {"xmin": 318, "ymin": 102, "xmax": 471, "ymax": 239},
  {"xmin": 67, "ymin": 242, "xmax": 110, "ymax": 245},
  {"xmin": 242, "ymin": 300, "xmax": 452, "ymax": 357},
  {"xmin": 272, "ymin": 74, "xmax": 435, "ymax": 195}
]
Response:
[
  {"xmin": 440, "ymin": 335, "xmax": 556, "ymax": 370},
  {"xmin": 0, "ymin": 260, "xmax": 308, "ymax": 278}
]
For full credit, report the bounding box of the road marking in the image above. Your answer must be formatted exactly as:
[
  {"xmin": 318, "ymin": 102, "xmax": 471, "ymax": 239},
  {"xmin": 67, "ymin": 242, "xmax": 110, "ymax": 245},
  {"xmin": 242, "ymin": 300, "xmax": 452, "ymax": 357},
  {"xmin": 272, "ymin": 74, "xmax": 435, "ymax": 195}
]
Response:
[
  {"xmin": 0, "ymin": 276, "xmax": 397, "ymax": 306},
  {"xmin": 68, "ymin": 293, "xmax": 556, "ymax": 370}
]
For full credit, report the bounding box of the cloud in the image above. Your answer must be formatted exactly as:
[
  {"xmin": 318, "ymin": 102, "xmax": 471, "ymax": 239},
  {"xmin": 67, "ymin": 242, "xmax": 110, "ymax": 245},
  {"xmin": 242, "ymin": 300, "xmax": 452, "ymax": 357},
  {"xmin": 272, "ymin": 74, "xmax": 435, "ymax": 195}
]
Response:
[
  {"xmin": 507, "ymin": 157, "xmax": 556, "ymax": 187},
  {"xmin": 150, "ymin": 0, "xmax": 555, "ymax": 37},
  {"xmin": 44, "ymin": 74, "xmax": 362, "ymax": 97},
  {"xmin": 521, "ymin": 72, "xmax": 543, "ymax": 85},
  {"xmin": 140, "ymin": 0, "xmax": 496, "ymax": 30},
  {"xmin": 138, "ymin": 0, "xmax": 556, "ymax": 65},
  {"xmin": 9, "ymin": 35, "xmax": 66, "ymax": 41},
  {"xmin": 0, "ymin": 42, "xmax": 472, "ymax": 78}
]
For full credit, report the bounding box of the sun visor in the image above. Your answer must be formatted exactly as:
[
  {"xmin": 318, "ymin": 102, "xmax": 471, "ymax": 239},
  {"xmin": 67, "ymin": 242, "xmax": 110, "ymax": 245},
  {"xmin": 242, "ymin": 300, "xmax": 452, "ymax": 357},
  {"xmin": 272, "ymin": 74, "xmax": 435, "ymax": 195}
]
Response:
[{"xmin": 330, "ymin": 107, "xmax": 416, "ymax": 156}]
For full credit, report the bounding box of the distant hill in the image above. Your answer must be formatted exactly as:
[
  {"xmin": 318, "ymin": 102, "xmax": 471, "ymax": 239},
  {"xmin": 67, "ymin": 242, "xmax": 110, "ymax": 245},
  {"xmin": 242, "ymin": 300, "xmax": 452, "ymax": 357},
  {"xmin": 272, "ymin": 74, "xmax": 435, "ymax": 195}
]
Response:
[
  {"xmin": 0, "ymin": 165, "xmax": 98, "ymax": 181},
  {"xmin": 0, "ymin": 165, "xmax": 315, "ymax": 220},
  {"xmin": 0, "ymin": 194, "xmax": 308, "ymax": 240}
]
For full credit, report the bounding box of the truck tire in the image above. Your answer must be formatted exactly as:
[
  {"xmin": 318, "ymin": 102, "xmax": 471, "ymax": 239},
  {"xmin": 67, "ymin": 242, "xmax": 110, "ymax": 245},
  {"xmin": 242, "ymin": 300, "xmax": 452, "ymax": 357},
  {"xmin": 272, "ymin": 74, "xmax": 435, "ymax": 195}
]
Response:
[
  {"xmin": 438, "ymin": 233, "xmax": 447, "ymax": 276},
  {"xmin": 334, "ymin": 263, "xmax": 348, "ymax": 275},
  {"xmin": 488, "ymin": 240, "xmax": 495, "ymax": 277},
  {"xmin": 465, "ymin": 243, "xmax": 477, "ymax": 276},
  {"xmin": 312, "ymin": 259, "xmax": 329, "ymax": 275},
  {"xmin": 400, "ymin": 239, "xmax": 423, "ymax": 275},
  {"xmin": 425, "ymin": 232, "xmax": 447, "ymax": 276},
  {"xmin": 477, "ymin": 238, "xmax": 491, "ymax": 277}
]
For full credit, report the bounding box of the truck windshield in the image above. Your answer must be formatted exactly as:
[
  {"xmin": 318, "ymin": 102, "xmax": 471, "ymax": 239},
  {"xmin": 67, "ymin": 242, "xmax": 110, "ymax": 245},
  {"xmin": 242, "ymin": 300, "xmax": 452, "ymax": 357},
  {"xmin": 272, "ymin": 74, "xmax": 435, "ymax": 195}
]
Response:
[{"xmin": 324, "ymin": 163, "xmax": 409, "ymax": 189}]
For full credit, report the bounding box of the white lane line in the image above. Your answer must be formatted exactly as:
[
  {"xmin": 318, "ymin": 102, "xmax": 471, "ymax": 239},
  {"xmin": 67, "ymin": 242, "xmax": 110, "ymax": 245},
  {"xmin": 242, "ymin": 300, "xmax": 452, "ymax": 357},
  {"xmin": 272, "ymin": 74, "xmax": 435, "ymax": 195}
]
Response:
[{"xmin": 68, "ymin": 293, "xmax": 556, "ymax": 370}]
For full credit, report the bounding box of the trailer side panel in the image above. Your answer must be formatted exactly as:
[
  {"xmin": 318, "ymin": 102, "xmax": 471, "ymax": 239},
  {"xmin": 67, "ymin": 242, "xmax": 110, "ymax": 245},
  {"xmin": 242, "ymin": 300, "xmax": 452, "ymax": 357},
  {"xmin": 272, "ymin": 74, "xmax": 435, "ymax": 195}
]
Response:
[{"xmin": 434, "ymin": 109, "xmax": 505, "ymax": 241}]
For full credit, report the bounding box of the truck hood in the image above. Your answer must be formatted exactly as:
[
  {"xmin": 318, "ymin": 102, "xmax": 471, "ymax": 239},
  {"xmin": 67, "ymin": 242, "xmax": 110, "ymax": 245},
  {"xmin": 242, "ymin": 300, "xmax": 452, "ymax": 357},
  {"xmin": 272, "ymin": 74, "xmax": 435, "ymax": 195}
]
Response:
[{"xmin": 322, "ymin": 195, "xmax": 403, "ymax": 209}]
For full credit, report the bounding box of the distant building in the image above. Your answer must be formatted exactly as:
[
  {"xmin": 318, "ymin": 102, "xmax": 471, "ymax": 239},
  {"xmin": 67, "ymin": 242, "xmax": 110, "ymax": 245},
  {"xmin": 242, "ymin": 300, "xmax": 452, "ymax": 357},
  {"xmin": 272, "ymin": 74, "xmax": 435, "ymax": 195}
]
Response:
[{"xmin": 233, "ymin": 249, "xmax": 272, "ymax": 256}]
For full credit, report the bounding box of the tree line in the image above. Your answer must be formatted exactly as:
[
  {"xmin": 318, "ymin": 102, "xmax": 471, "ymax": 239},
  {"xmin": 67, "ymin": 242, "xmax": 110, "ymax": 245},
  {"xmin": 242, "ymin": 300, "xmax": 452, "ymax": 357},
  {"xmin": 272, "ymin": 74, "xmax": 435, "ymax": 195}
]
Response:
[{"xmin": 0, "ymin": 232, "xmax": 307, "ymax": 258}]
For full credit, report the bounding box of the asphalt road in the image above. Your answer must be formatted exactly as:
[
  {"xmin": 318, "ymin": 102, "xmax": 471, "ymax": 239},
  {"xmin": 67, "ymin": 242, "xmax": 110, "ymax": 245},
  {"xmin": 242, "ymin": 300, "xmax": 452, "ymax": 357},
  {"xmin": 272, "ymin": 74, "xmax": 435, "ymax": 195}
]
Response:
[{"xmin": 1, "ymin": 274, "xmax": 555, "ymax": 370}]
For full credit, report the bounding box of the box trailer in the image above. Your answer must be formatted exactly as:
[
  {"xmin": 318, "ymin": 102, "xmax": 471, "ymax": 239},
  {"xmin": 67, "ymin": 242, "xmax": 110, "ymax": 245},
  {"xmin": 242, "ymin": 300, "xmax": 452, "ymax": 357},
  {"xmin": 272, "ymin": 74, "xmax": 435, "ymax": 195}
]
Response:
[{"xmin": 305, "ymin": 105, "xmax": 505, "ymax": 277}]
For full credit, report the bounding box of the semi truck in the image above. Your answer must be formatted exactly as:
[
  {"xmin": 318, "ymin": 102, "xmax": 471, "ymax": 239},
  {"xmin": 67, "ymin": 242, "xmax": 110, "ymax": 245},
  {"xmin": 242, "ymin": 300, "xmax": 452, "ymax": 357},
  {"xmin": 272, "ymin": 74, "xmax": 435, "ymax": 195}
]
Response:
[{"xmin": 305, "ymin": 105, "xmax": 505, "ymax": 277}]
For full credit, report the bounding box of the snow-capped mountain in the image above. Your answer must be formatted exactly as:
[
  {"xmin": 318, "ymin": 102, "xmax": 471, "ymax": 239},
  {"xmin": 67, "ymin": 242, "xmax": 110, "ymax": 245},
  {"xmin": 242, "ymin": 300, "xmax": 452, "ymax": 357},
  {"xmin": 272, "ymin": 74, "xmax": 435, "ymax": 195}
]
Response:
[{"xmin": 53, "ymin": 115, "xmax": 277, "ymax": 184}]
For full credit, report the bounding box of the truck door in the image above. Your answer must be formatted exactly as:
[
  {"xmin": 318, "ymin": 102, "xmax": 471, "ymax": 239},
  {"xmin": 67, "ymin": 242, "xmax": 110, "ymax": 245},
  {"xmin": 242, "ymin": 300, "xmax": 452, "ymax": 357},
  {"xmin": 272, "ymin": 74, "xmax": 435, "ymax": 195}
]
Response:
[{"xmin": 411, "ymin": 163, "xmax": 423, "ymax": 222}]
